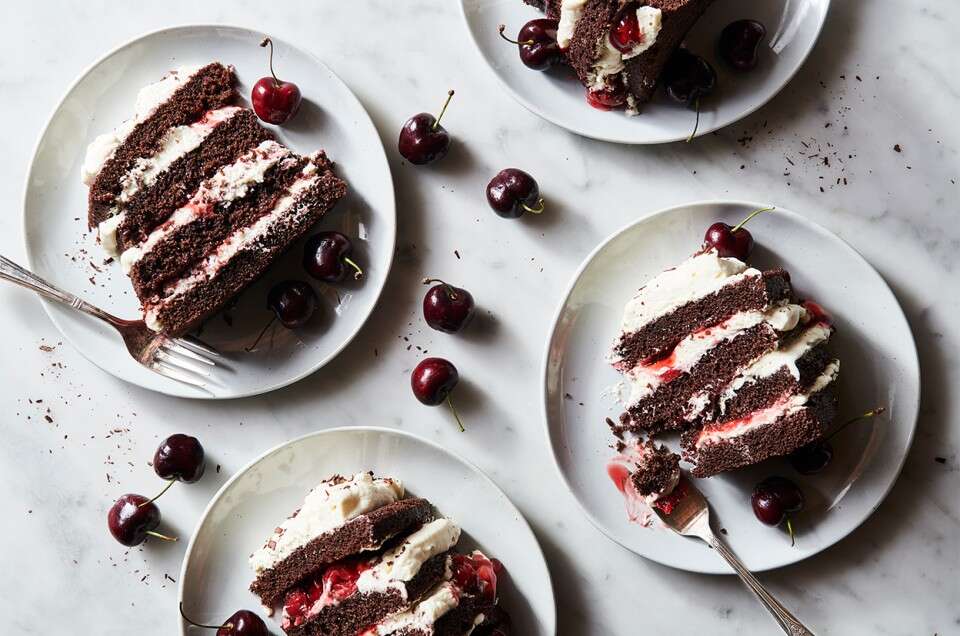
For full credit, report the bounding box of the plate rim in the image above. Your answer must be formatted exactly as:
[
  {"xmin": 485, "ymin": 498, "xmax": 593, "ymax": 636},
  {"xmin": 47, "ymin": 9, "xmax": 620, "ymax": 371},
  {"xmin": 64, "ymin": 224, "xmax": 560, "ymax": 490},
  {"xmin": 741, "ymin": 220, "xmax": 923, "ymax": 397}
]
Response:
[
  {"xmin": 458, "ymin": 0, "xmax": 832, "ymax": 145},
  {"xmin": 540, "ymin": 198, "xmax": 920, "ymax": 573},
  {"xmin": 176, "ymin": 425, "xmax": 558, "ymax": 635},
  {"xmin": 20, "ymin": 22, "xmax": 397, "ymax": 400}
]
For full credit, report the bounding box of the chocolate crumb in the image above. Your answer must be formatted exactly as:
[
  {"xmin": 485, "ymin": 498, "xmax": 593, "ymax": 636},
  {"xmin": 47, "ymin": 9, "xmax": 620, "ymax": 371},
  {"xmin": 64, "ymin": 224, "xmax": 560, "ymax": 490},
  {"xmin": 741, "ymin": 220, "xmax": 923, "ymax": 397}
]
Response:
[
  {"xmin": 934, "ymin": 456, "xmax": 947, "ymax": 464},
  {"xmin": 893, "ymin": 144, "xmax": 902, "ymax": 153}
]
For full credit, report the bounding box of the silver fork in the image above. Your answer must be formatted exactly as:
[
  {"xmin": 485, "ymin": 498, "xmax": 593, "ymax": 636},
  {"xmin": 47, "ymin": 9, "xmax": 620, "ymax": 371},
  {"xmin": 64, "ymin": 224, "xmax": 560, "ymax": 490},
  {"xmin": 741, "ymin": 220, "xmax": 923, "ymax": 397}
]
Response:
[
  {"xmin": 1, "ymin": 254, "xmax": 219, "ymax": 391},
  {"xmin": 654, "ymin": 477, "xmax": 815, "ymax": 636}
]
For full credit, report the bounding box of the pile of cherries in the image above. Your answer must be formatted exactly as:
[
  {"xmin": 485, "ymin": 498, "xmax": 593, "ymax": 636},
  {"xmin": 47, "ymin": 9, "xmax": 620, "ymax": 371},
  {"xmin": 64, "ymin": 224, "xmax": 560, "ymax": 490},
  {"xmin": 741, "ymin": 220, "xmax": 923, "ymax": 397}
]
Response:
[{"xmin": 107, "ymin": 435, "xmax": 267, "ymax": 634}]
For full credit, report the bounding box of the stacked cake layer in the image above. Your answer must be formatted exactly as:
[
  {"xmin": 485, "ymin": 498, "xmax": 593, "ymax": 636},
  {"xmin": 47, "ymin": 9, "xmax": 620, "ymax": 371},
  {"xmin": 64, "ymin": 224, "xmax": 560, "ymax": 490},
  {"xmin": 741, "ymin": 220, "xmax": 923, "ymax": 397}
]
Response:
[
  {"xmin": 82, "ymin": 61, "xmax": 347, "ymax": 336},
  {"xmin": 249, "ymin": 473, "xmax": 511, "ymax": 636},
  {"xmin": 609, "ymin": 250, "xmax": 840, "ymax": 478}
]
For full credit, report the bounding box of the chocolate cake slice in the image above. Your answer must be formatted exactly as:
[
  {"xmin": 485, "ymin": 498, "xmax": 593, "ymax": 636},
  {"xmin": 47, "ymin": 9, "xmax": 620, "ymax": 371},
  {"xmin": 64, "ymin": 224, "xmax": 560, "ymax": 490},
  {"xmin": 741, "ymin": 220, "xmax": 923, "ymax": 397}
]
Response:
[
  {"xmin": 531, "ymin": 0, "xmax": 714, "ymax": 113},
  {"xmin": 607, "ymin": 439, "xmax": 681, "ymax": 523}
]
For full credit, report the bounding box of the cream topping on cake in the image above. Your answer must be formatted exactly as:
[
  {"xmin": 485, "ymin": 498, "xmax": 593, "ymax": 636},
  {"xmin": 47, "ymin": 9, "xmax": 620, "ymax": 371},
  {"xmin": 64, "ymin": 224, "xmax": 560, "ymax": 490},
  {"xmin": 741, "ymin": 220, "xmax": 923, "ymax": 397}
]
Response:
[
  {"xmin": 557, "ymin": 0, "xmax": 589, "ymax": 49},
  {"xmin": 248, "ymin": 472, "xmax": 403, "ymax": 574},
  {"xmin": 356, "ymin": 518, "xmax": 460, "ymax": 597},
  {"xmin": 589, "ymin": 5, "xmax": 662, "ymax": 90},
  {"xmin": 361, "ymin": 581, "xmax": 461, "ymax": 636}
]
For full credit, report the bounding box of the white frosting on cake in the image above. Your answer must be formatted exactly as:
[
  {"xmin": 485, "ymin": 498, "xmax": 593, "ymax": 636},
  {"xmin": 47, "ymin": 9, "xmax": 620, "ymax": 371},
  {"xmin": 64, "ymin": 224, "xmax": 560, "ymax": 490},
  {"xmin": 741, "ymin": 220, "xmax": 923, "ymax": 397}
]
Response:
[
  {"xmin": 364, "ymin": 581, "xmax": 460, "ymax": 636},
  {"xmin": 145, "ymin": 159, "xmax": 323, "ymax": 332},
  {"xmin": 589, "ymin": 6, "xmax": 662, "ymax": 90},
  {"xmin": 356, "ymin": 518, "xmax": 461, "ymax": 596},
  {"xmin": 614, "ymin": 250, "xmax": 761, "ymax": 339},
  {"xmin": 120, "ymin": 140, "xmax": 294, "ymax": 273},
  {"xmin": 248, "ymin": 473, "xmax": 403, "ymax": 574},
  {"xmin": 696, "ymin": 359, "xmax": 840, "ymax": 447},
  {"xmin": 97, "ymin": 212, "xmax": 126, "ymax": 257},
  {"xmin": 81, "ymin": 64, "xmax": 203, "ymax": 186},
  {"xmin": 557, "ymin": 0, "xmax": 589, "ymax": 49}
]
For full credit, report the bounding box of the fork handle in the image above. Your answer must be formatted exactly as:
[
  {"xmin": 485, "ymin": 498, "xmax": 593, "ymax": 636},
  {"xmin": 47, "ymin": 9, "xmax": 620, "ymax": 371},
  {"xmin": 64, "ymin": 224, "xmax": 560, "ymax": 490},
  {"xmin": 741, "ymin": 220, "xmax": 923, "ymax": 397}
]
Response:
[
  {"xmin": 708, "ymin": 534, "xmax": 815, "ymax": 635},
  {"xmin": 0, "ymin": 255, "xmax": 122, "ymax": 327}
]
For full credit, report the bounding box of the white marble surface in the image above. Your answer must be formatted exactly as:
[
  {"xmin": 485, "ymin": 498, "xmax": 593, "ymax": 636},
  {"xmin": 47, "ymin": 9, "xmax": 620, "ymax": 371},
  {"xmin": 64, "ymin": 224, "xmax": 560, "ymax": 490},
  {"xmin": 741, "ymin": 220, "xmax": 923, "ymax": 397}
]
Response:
[{"xmin": 0, "ymin": 1, "xmax": 957, "ymax": 634}]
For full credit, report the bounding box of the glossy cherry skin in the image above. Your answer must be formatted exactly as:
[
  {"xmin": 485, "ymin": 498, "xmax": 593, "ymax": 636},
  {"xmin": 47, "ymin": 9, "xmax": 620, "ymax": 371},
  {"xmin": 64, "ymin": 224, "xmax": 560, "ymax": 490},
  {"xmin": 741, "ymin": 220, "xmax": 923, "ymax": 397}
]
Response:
[
  {"xmin": 516, "ymin": 19, "xmax": 563, "ymax": 70},
  {"xmin": 662, "ymin": 48, "xmax": 716, "ymax": 105},
  {"xmin": 423, "ymin": 282, "xmax": 475, "ymax": 333},
  {"xmin": 609, "ymin": 2, "xmax": 643, "ymax": 53},
  {"xmin": 411, "ymin": 358, "xmax": 459, "ymax": 406},
  {"xmin": 154, "ymin": 434, "xmax": 205, "ymax": 483},
  {"xmin": 108, "ymin": 494, "xmax": 161, "ymax": 547},
  {"xmin": 398, "ymin": 113, "xmax": 450, "ymax": 165},
  {"xmin": 718, "ymin": 19, "xmax": 766, "ymax": 71},
  {"xmin": 267, "ymin": 281, "xmax": 317, "ymax": 329},
  {"xmin": 304, "ymin": 232, "xmax": 361, "ymax": 283},
  {"xmin": 586, "ymin": 83, "xmax": 627, "ymax": 110},
  {"xmin": 789, "ymin": 440, "xmax": 833, "ymax": 475},
  {"xmin": 752, "ymin": 476, "xmax": 804, "ymax": 526},
  {"xmin": 251, "ymin": 77, "xmax": 301, "ymax": 125},
  {"xmin": 486, "ymin": 169, "xmax": 543, "ymax": 218},
  {"xmin": 703, "ymin": 221, "xmax": 754, "ymax": 260},
  {"xmin": 217, "ymin": 610, "xmax": 268, "ymax": 636}
]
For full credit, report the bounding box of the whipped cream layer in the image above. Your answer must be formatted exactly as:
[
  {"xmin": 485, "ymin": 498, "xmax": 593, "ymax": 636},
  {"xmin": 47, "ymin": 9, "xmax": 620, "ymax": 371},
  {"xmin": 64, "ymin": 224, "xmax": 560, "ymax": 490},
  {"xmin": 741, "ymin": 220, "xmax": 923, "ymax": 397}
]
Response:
[
  {"xmin": 615, "ymin": 250, "xmax": 760, "ymax": 340},
  {"xmin": 557, "ymin": 0, "xmax": 588, "ymax": 49},
  {"xmin": 249, "ymin": 473, "xmax": 403, "ymax": 574},
  {"xmin": 695, "ymin": 359, "xmax": 840, "ymax": 448},
  {"xmin": 356, "ymin": 518, "xmax": 461, "ymax": 597},
  {"xmin": 613, "ymin": 304, "xmax": 806, "ymax": 409},
  {"xmin": 120, "ymin": 140, "xmax": 295, "ymax": 273},
  {"xmin": 589, "ymin": 5, "xmax": 662, "ymax": 90},
  {"xmin": 362, "ymin": 581, "xmax": 461, "ymax": 636},
  {"xmin": 81, "ymin": 64, "xmax": 203, "ymax": 186},
  {"xmin": 145, "ymin": 157, "xmax": 324, "ymax": 332}
]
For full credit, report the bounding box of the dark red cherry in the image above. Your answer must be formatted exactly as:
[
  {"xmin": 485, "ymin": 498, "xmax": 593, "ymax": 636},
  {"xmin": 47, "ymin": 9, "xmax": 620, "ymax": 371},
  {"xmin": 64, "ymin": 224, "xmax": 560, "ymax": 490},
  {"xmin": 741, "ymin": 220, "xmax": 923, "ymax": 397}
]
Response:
[
  {"xmin": 586, "ymin": 83, "xmax": 627, "ymax": 110},
  {"xmin": 702, "ymin": 206, "xmax": 773, "ymax": 260},
  {"xmin": 789, "ymin": 441, "xmax": 833, "ymax": 475},
  {"xmin": 486, "ymin": 168, "xmax": 545, "ymax": 218},
  {"xmin": 751, "ymin": 486, "xmax": 785, "ymax": 527},
  {"xmin": 411, "ymin": 357, "xmax": 465, "ymax": 431},
  {"xmin": 718, "ymin": 20, "xmax": 766, "ymax": 71},
  {"xmin": 663, "ymin": 48, "xmax": 716, "ymax": 106},
  {"xmin": 180, "ymin": 604, "xmax": 268, "ymax": 636},
  {"xmin": 752, "ymin": 476, "xmax": 804, "ymax": 544},
  {"xmin": 267, "ymin": 281, "xmax": 317, "ymax": 329},
  {"xmin": 422, "ymin": 279, "xmax": 475, "ymax": 333},
  {"xmin": 399, "ymin": 91, "xmax": 455, "ymax": 165},
  {"xmin": 154, "ymin": 434, "xmax": 205, "ymax": 483},
  {"xmin": 498, "ymin": 20, "xmax": 563, "ymax": 71},
  {"xmin": 303, "ymin": 231, "xmax": 363, "ymax": 283},
  {"xmin": 107, "ymin": 494, "xmax": 175, "ymax": 547},
  {"xmin": 251, "ymin": 38, "xmax": 301, "ymax": 125},
  {"xmin": 609, "ymin": 2, "xmax": 644, "ymax": 53}
]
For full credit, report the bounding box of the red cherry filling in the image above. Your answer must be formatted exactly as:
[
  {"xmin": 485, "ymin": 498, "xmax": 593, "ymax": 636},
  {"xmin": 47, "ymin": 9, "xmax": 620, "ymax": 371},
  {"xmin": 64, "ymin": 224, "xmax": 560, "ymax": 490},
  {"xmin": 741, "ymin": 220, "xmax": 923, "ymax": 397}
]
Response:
[
  {"xmin": 609, "ymin": 2, "xmax": 643, "ymax": 53},
  {"xmin": 450, "ymin": 552, "xmax": 500, "ymax": 604},
  {"xmin": 586, "ymin": 83, "xmax": 627, "ymax": 110},
  {"xmin": 282, "ymin": 559, "xmax": 370, "ymax": 627},
  {"xmin": 802, "ymin": 300, "xmax": 830, "ymax": 325}
]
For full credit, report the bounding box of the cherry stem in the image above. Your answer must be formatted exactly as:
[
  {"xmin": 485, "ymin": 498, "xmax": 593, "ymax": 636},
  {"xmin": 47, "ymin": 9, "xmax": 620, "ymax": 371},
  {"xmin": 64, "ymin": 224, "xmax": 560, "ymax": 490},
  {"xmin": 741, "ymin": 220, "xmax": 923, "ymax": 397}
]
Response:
[
  {"xmin": 179, "ymin": 602, "xmax": 222, "ymax": 630},
  {"xmin": 146, "ymin": 530, "xmax": 178, "ymax": 543},
  {"xmin": 497, "ymin": 24, "xmax": 535, "ymax": 46},
  {"xmin": 260, "ymin": 37, "xmax": 280, "ymax": 85},
  {"xmin": 343, "ymin": 257, "xmax": 364, "ymax": 280},
  {"xmin": 423, "ymin": 278, "xmax": 458, "ymax": 300},
  {"xmin": 446, "ymin": 396, "xmax": 466, "ymax": 432},
  {"xmin": 786, "ymin": 516, "xmax": 796, "ymax": 547},
  {"xmin": 686, "ymin": 96, "xmax": 701, "ymax": 143},
  {"xmin": 245, "ymin": 315, "xmax": 276, "ymax": 352},
  {"xmin": 731, "ymin": 206, "xmax": 776, "ymax": 233},
  {"xmin": 824, "ymin": 406, "xmax": 886, "ymax": 442},
  {"xmin": 521, "ymin": 198, "xmax": 545, "ymax": 215},
  {"xmin": 432, "ymin": 90, "xmax": 455, "ymax": 132},
  {"xmin": 139, "ymin": 479, "xmax": 175, "ymax": 507}
]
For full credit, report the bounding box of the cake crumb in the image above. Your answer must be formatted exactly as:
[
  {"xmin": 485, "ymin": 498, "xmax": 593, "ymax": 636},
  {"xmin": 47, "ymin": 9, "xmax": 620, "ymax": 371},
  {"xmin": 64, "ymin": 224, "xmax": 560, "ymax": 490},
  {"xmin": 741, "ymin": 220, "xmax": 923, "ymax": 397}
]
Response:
[{"xmin": 893, "ymin": 144, "xmax": 902, "ymax": 153}]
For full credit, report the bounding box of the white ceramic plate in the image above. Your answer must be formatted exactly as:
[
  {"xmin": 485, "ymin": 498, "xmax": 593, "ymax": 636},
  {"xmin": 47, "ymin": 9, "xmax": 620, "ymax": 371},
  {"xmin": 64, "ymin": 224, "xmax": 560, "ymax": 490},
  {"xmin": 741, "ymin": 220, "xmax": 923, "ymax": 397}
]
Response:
[
  {"xmin": 22, "ymin": 25, "xmax": 396, "ymax": 398},
  {"xmin": 178, "ymin": 427, "xmax": 556, "ymax": 635},
  {"xmin": 543, "ymin": 200, "xmax": 919, "ymax": 573},
  {"xmin": 460, "ymin": 0, "xmax": 830, "ymax": 144}
]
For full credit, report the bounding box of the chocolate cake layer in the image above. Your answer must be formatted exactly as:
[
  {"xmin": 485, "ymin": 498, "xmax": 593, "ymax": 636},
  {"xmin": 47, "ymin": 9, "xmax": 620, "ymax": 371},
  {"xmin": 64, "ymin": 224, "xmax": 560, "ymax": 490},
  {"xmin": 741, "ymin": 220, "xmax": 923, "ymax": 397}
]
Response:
[
  {"xmin": 87, "ymin": 62, "xmax": 236, "ymax": 227},
  {"xmin": 564, "ymin": 1, "xmax": 620, "ymax": 87},
  {"xmin": 613, "ymin": 268, "xmax": 791, "ymax": 371},
  {"xmin": 623, "ymin": 0, "xmax": 714, "ymax": 106},
  {"xmin": 683, "ymin": 383, "xmax": 838, "ymax": 478},
  {"xmin": 403, "ymin": 596, "xmax": 500, "ymax": 636},
  {"xmin": 286, "ymin": 551, "xmax": 452, "ymax": 636},
  {"xmin": 127, "ymin": 154, "xmax": 308, "ymax": 299},
  {"xmin": 630, "ymin": 443, "xmax": 680, "ymax": 497},
  {"xmin": 145, "ymin": 162, "xmax": 346, "ymax": 336},
  {"xmin": 250, "ymin": 497, "xmax": 433, "ymax": 608},
  {"xmin": 113, "ymin": 109, "xmax": 273, "ymax": 253},
  {"xmin": 615, "ymin": 323, "xmax": 783, "ymax": 435}
]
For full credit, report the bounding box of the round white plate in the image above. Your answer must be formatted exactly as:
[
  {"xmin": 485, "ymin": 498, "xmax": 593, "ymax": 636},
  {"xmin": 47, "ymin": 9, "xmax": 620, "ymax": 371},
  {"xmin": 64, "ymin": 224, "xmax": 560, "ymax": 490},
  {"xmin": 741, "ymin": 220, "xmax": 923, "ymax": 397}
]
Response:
[
  {"xmin": 178, "ymin": 427, "xmax": 556, "ymax": 635},
  {"xmin": 460, "ymin": 0, "xmax": 830, "ymax": 144},
  {"xmin": 542, "ymin": 200, "xmax": 919, "ymax": 573},
  {"xmin": 22, "ymin": 25, "xmax": 396, "ymax": 399}
]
